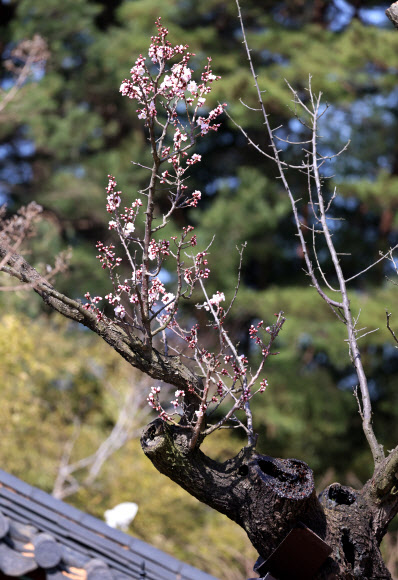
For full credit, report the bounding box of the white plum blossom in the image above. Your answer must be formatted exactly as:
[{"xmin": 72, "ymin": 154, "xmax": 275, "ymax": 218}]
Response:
[
  {"xmin": 187, "ymin": 80, "xmax": 197, "ymax": 94},
  {"xmin": 160, "ymin": 65, "xmax": 192, "ymax": 96},
  {"xmin": 114, "ymin": 305, "xmax": 126, "ymax": 319},
  {"xmin": 148, "ymin": 278, "xmax": 166, "ymax": 302},
  {"xmin": 189, "ymin": 190, "xmax": 201, "ymax": 207},
  {"xmin": 173, "ymin": 127, "xmax": 188, "ymax": 148},
  {"xmin": 107, "ymin": 193, "xmax": 121, "ymax": 211},
  {"xmin": 148, "ymin": 240, "xmax": 158, "ymax": 260},
  {"xmin": 148, "ymin": 44, "xmax": 165, "ymax": 63},
  {"xmin": 172, "ymin": 64, "xmax": 192, "ymax": 83},
  {"xmin": 197, "ymin": 117, "xmax": 210, "ymax": 135},
  {"xmin": 160, "ymin": 75, "xmax": 174, "ymax": 91},
  {"xmin": 181, "ymin": 67, "xmax": 192, "ymax": 82},
  {"xmin": 204, "ymin": 291, "xmax": 225, "ymax": 311},
  {"xmin": 119, "ymin": 82, "xmax": 140, "ymax": 98},
  {"xmin": 162, "ymin": 292, "xmax": 176, "ymax": 312},
  {"xmin": 186, "ymin": 153, "xmax": 201, "ymax": 165},
  {"xmin": 132, "ymin": 63, "xmax": 145, "ymax": 75},
  {"xmin": 124, "ymin": 223, "xmax": 135, "ymax": 236}
]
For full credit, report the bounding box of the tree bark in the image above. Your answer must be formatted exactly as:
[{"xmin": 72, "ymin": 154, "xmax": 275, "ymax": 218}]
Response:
[
  {"xmin": 141, "ymin": 419, "xmax": 397, "ymax": 579},
  {"xmin": 386, "ymin": 3, "xmax": 398, "ymax": 28}
]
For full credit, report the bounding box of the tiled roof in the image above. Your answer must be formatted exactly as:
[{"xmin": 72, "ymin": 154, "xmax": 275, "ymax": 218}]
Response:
[{"xmin": 0, "ymin": 469, "xmax": 219, "ymax": 580}]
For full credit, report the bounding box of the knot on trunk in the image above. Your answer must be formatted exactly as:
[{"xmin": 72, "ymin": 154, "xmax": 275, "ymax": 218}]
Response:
[
  {"xmin": 141, "ymin": 418, "xmax": 195, "ymax": 458},
  {"xmin": 250, "ymin": 455, "xmax": 314, "ymax": 500},
  {"xmin": 319, "ymin": 483, "xmax": 357, "ymax": 508}
]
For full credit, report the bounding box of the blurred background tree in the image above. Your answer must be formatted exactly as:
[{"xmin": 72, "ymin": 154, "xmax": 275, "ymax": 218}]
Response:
[{"xmin": 1, "ymin": 0, "xmax": 398, "ymax": 578}]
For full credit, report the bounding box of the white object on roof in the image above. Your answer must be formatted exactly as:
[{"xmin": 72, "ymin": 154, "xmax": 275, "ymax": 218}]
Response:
[{"xmin": 104, "ymin": 502, "xmax": 138, "ymax": 531}]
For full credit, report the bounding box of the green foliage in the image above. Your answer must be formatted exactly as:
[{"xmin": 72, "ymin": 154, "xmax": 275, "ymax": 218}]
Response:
[
  {"xmin": 0, "ymin": 312, "xmax": 256, "ymax": 579},
  {"xmin": 0, "ymin": 314, "xmax": 101, "ymax": 486},
  {"xmin": 194, "ymin": 166, "xmax": 292, "ymax": 290}
]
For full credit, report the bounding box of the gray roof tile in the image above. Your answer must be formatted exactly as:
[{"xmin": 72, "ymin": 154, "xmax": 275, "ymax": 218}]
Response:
[{"xmin": 0, "ymin": 469, "xmax": 219, "ymax": 580}]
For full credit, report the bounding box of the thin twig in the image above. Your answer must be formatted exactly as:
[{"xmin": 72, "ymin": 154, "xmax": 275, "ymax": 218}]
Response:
[{"xmin": 386, "ymin": 310, "xmax": 398, "ymax": 346}]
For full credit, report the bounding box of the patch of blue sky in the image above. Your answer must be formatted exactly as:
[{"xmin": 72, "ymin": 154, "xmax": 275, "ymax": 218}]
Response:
[
  {"xmin": 338, "ymin": 372, "xmax": 375, "ymax": 396},
  {"xmin": 14, "ymin": 139, "xmax": 35, "ymax": 158},
  {"xmin": 328, "ymin": 0, "xmax": 389, "ymax": 31},
  {"xmin": 0, "ymin": 189, "xmax": 8, "ymax": 205},
  {"xmin": 0, "ymin": 144, "xmax": 12, "ymax": 160},
  {"xmin": 205, "ymin": 176, "xmax": 240, "ymax": 196},
  {"xmin": 0, "ymin": 78, "xmax": 14, "ymax": 91},
  {"xmin": 360, "ymin": 4, "xmax": 391, "ymax": 27},
  {"xmin": 158, "ymin": 268, "xmax": 172, "ymax": 285},
  {"xmin": 0, "ymin": 161, "xmax": 32, "ymax": 186},
  {"xmin": 259, "ymin": 49, "xmax": 289, "ymax": 67},
  {"xmin": 334, "ymin": 196, "xmax": 358, "ymax": 212},
  {"xmin": 72, "ymin": 165, "xmax": 86, "ymax": 178},
  {"xmin": 327, "ymin": 0, "xmax": 354, "ymax": 31}
]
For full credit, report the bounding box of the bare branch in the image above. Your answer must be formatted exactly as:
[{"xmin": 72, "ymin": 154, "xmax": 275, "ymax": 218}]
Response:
[
  {"xmin": 235, "ymin": 0, "xmax": 384, "ymax": 465},
  {"xmin": 0, "ymin": 36, "xmax": 49, "ymax": 114},
  {"xmin": 234, "ymin": 1, "xmax": 344, "ymax": 314},
  {"xmin": 345, "ymin": 246, "xmax": 398, "ymax": 283},
  {"xmin": 386, "ymin": 310, "xmax": 398, "ymax": 346},
  {"xmin": 52, "ymin": 376, "xmax": 151, "ymax": 500},
  {"xmin": 0, "ymin": 240, "xmax": 203, "ymax": 394},
  {"xmin": 355, "ymin": 328, "xmax": 379, "ymax": 341}
]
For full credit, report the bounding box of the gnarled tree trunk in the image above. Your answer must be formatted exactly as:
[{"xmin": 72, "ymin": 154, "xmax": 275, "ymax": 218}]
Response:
[{"xmin": 141, "ymin": 420, "xmax": 398, "ymax": 579}]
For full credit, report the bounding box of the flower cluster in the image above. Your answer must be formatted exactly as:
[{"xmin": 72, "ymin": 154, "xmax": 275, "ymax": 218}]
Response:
[
  {"xmin": 83, "ymin": 20, "xmax": 284, "ymax": 441},
  {"xmin": 119, "ymin": 20, "xmax": 225, "ymax": 127},
  {"xmin": 119, "ymin": 18, "xmax": 226, "ymax": 210},
  {"xmin": 95, "ymin": 242, "xmax": 121, "ymax": 270},
  {"xmin": 203, "ymin": 291, "xmax": 225, "ymax": 312},
  {"xmin": 148, "ymin": 239, "xmax": 170, "ymax": 261},
  {"xmin": 147, "ymin": 386, "xmax": 187, "ymax": 423},
  {"xmin": 163, "ymin": 309, "xmax": 287, "ymax": 439},
  {"xmin": 147, "ymin": 386, "xmax": 173, "ymax": 422},
  {"xmin": 189, "ymin": 190, "xmax": 201, "ymax": 207}
]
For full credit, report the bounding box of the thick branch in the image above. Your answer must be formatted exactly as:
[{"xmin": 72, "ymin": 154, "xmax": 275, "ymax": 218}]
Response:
[
  {"xmin": 371, "ymin": 446, "xmax": 398, "ymax": 499},
  {"xmin": 362, "ymin": 445, "xmax": 398, "ymax": 540},
  {"xmin": 0, "ymin": 242, "xmax": 202, "ymax": 393},
  {"xmin": 386, "ymin": 3, "xmax": 398, "ymax": 28},
  {"xmin": 141, "ymin": 419, "xmax": 326, "ymax": 560}
]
